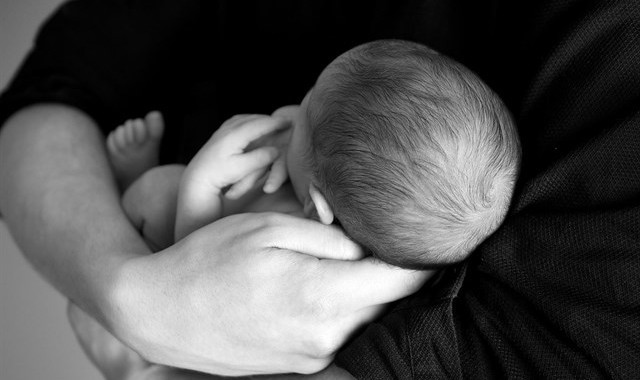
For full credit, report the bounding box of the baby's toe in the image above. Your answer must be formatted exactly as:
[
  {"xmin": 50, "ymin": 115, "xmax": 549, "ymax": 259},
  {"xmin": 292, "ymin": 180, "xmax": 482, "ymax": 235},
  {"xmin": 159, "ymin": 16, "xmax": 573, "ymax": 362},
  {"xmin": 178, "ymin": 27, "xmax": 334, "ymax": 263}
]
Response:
[
  {"xmin": 114, "ymin": 124, "xmax": 129, "ymax": 150},
  {"xmin": 124, "ymin": 120, "xmax": 138, "ymax": 145},
  {"xmin": 106, "ymin": 131, "xmax": 119, "ymax": 155},
  {"xmin": 145, "ymin": 111, "xmax": 165, "ymax": 140},
  {"xmin": 132, "ymin": 119, "xmax": 146, "ymax": 144}
]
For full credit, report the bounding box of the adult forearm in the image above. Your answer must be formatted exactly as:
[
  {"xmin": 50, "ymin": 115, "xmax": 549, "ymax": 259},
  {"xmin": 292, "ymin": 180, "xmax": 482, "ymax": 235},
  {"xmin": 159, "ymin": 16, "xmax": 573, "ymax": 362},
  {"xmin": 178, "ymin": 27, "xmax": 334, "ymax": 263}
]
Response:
[
  {"xmin": 0, "ymin": 104, "xmax": 150, "ymax": 329},
  {"xmin": 1, "ymin": 111, "xmax": 427, "ymax": 375}
]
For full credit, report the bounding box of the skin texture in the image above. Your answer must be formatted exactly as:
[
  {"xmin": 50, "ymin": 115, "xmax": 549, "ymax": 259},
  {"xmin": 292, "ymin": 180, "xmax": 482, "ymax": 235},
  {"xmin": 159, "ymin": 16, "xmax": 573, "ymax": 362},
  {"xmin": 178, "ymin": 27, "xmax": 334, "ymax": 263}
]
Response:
[
  {"xmin": 175, "ymin": 114, "xmax": 290, "ymax": 240},
  {"xmin": 69, "ymin": 103, "xmax": 345, "ymax": 378},
  {"xmin": 68, "ymin": 301, "xmax": 355, "ymax": 380},
  {"xmin": 0, "ymin": 104, "xmax": 431, "ymax": 376},
  {"xmin": 0, "ymin": 104, "xmax": 147, "ymax": 328}
]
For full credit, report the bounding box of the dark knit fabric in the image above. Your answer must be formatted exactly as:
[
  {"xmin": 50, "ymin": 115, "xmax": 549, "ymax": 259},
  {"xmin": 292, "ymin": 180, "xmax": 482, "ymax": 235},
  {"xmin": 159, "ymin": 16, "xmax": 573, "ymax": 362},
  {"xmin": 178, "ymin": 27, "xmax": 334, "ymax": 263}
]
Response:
[
  {"xmin": 1, "ymin": 0, "xmax": 639, "ymax": 378},
  {"xmin": 337, "ymin": 1, "xmax": 640, "ymax": 378}
]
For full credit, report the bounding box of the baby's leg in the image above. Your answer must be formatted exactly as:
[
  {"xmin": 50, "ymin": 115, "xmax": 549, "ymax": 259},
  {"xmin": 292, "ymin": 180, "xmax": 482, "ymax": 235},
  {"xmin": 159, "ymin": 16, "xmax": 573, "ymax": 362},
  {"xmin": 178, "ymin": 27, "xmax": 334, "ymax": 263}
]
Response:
[
  {"xmin": 105, "ymin": 111, "xmax": 180, "ymax": 250},
  {"xmin": 122, "ymin": 165, "xmax": 184, "ymax": 252},
  {"xmin": 107, "ymin": 111, "xmax": 164, "ymax": 190}
]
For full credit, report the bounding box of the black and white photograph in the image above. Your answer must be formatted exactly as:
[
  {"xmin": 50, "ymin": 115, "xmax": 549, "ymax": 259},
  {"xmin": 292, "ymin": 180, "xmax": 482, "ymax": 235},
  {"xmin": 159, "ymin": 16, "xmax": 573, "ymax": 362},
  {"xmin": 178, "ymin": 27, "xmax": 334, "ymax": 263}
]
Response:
[{"xmin": 1, "ymin": 1, "xmax": 638, "ymax": 379}]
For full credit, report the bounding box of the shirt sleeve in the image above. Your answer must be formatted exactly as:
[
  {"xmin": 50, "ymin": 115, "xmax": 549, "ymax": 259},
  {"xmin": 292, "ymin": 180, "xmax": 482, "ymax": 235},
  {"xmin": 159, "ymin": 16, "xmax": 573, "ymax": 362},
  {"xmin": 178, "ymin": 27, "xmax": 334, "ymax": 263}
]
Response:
[
  {"xmin": 337, "ymin": 0, "xmax": 640, "ymax": 378},
  {"xmin": 0, "ymin": 0, "xmax": 208, "ymax": 133}
]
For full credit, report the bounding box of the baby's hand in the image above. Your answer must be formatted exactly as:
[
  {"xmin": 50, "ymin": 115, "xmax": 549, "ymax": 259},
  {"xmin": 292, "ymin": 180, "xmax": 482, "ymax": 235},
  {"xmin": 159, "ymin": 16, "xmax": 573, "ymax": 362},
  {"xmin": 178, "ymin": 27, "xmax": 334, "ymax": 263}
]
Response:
[
  {"xmin": 260, "ymin": 105, "xmax": 300, "ymax": 193},
  {"xmin": 185, "ymin": 114, "xmax": 291, "ymax": 200},
  {"xmin": 241, "ymin": 105, "xmax": 300, "ymax": 195}
]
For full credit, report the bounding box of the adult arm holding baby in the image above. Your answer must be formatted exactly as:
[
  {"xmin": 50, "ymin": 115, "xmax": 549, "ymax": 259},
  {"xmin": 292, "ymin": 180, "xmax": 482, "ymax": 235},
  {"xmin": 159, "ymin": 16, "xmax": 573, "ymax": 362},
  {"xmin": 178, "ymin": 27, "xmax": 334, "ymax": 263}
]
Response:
[
  {"xmin": 0, "ymin": 0, "xmax": 429, "ymax": 377},
  {"xmin": 7, "ymin": 0, "xmax": 638, "ymax": 378},
  {"xmin": 60, "ymin": 107, "xmax": 374, "ymax": 380},
  {"xmin": 0, "ymin": 104, "xmax": 427, "ymax": 376}
]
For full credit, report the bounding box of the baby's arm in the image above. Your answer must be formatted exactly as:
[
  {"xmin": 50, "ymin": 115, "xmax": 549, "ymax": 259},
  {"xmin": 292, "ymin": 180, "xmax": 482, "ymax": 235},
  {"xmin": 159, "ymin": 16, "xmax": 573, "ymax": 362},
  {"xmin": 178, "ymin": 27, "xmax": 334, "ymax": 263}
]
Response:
[{"xmin": 174, "ymin": 115, "xmax": 290, "ymax": 241}]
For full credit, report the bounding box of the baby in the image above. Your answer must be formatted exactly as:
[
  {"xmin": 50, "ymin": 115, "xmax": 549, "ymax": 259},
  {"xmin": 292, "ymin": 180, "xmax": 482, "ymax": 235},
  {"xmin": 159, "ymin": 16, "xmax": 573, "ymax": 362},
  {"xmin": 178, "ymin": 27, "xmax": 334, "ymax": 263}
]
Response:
[{"xmin": 109, "ymin": 39, "xmax": 521, "ymax": 269}]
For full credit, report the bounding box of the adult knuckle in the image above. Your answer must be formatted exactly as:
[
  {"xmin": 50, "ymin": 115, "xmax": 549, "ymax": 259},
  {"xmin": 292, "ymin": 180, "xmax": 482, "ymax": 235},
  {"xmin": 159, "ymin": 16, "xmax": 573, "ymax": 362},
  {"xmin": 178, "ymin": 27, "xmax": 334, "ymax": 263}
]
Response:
[
  {"xmin": 311, "ymin": 333, "xmax": 341, "ymax": 360},
  {"xmin": 320, "ymin": 333, "xmax": 341, "ymax": 358},
  {"xmin": 302, "ymin": 323, "xmax": 341, "ymax": 360}
]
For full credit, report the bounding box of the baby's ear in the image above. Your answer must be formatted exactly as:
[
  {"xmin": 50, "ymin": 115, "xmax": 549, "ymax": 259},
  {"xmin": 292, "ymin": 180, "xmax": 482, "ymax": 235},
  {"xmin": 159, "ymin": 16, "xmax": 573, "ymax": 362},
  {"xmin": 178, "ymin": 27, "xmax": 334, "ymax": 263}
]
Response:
[{"xmin": 308, "ymin": 183, "xmax": 334, "ymax": 225}]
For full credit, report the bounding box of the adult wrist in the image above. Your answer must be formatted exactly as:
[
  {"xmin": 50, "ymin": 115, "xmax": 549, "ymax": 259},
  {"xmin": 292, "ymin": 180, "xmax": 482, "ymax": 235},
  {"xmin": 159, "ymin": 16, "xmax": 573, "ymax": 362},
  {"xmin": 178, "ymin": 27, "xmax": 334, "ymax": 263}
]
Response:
[{"xmin": 103, "ymin": 252, "xmax": 157, "ymax": 349}]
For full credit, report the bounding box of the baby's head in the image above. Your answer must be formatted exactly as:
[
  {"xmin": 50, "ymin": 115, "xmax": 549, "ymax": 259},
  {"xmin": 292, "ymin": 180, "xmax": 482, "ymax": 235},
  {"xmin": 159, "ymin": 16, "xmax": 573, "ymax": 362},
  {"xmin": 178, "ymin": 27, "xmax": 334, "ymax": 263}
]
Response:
[{"xmin": 281, "ymin": 40, "xmax": 520, "ymax": 269}]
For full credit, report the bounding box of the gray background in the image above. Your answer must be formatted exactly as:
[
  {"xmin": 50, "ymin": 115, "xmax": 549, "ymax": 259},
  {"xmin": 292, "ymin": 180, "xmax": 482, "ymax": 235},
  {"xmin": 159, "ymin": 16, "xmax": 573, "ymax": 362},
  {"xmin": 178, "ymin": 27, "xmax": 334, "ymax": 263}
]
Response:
[{"xmin": 0, "ymin": 0, "xmax": 102, "ymax": 378}]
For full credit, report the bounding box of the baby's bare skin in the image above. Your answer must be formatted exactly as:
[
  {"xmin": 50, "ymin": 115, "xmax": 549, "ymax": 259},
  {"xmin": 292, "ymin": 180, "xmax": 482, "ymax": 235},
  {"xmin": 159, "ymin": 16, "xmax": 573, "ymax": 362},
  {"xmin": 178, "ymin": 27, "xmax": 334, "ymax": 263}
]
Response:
[
  {"xmin": 174, "ymin": 115, "xmax": 293, "ymax": 240},
  {"xmin": 108, "ymin": 111, "xmax": 303, "ymax": 250},
  {"xmin": 122, "ymin": 165, "xmax": 303, "ymax": 251}
]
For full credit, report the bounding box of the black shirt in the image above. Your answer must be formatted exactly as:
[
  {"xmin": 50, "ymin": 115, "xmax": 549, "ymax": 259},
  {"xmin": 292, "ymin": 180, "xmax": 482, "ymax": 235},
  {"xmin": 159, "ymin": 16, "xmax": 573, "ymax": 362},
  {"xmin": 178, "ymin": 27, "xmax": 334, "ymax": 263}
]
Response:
[{"xmin": 1, "ymin": 0, "xmax": 639, "ymax": 378}]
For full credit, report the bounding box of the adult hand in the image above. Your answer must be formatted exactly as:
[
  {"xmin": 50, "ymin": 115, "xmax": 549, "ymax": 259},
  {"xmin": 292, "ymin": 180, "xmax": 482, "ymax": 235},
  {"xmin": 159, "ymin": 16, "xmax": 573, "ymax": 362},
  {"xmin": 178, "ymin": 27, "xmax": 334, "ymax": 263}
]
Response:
[
  {"xmin": 113, "ymin": 212, "xmax": 432, "ymax": 376},
  {"xmin": 68, "ymin": 302, "xmax": 354, "ymax": 380}
]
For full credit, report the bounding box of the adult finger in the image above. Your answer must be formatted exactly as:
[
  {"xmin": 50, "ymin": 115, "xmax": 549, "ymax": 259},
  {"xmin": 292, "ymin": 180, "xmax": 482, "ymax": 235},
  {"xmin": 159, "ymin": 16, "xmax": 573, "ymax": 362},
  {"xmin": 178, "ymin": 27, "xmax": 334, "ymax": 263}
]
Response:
[
  {"xmin": 321, "ymin": 257, "xmax": 434, "ymax": 307},
  {"xmin": 262, "ymin": 214, "xmax": 364, "ymax": 261},
  {"xmin": 253, "ymin": 213, "xmax": 429, "ymax": 303}
]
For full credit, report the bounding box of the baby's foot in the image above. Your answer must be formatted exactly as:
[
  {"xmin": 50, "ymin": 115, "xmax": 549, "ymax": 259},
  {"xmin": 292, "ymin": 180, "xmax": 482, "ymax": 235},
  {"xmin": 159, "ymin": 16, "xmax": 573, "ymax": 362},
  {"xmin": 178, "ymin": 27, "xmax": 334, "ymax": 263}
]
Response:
[{"xmin": 107, "ymin": 111, "xmax": 164, "ymax": 190}]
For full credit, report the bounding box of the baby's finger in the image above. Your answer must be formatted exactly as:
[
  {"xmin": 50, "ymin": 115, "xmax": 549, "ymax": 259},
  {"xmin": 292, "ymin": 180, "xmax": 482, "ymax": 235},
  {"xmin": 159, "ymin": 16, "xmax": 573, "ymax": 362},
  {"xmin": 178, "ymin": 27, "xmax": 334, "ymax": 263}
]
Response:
[
  {"xmin": 235, "ymin": 146, "xmax": 280, "ymax": 176},
  {"xmin": 225, "ymin": 169, "xmax": 267, "ymax": 200},
  {"xmin": 219, "ymin": 114, "xmax": 261, "ymax": 130},
  {"xmin": 272, "ymin": 105, "xmax": 300, "ymax": 119},
  {"xmin": 263, "ymin": 154, "xmax": 288, "ymax": 193},
  {"xmin": 228, "ymin": 116, "xmax": 291, "ymax": 152}
]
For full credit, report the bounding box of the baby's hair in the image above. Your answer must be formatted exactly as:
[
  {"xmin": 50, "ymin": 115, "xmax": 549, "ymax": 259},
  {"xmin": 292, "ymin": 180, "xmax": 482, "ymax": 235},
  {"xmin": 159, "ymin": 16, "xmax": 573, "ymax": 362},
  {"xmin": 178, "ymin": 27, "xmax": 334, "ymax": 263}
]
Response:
[{"xmin": 308, "ymin": 40, "xmax": 521, "ymax": 269}]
